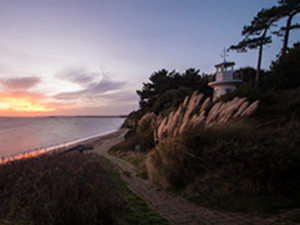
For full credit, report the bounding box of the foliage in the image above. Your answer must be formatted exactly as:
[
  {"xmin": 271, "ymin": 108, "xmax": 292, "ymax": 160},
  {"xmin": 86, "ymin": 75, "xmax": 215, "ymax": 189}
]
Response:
[
  {"xmin": 151, "ymin": 87, "xmax": 194, "ymax": 115},
  {"xmin": 136, "ymin": 68, "xmax": 212, "ymax": 115},
  {"xmin": 98, "ymin": 155, "xmax": 169, "ymax": 225},
  {"xmin": 126, "ymin": 110, "xmax": 143, "ymax": 122},
  {"xmin": 0, "ymin": 152, "xmax": 122, "ymax": 225},
  {"xmin": 187, "ymin": 194, "xmax": 299, "ymax": 213},
  {"xmin": 218, "ymin": 87, "xmax": 300, "ymax": 122},
  {"xmin": 285, "ymin": 213, "xmax": 300, "ymax": 223},
  {"xmin": 217, "ymin": 86, "xmax": 264, "ymax": 103},
  {"xmin": 146, "ymin": 121, "xmax": 300, "ymax": 211},
  {"xmin": 0, "ymin": 152, "xmax": 169, "ymax": 225},
  {"xmin": 218, "ymin": 43, "xmax": 300, "ymax": 120},
  {"xmin": 235, "ymin": 67, "xmax": 256, "ymax": 88},
  {"xmin": 263, "ymin": 42, "xmax": 300, "ymax": 91},
  {"xmin": 146, "ymin": 136, "xmax": 201, "ymax": 189},
  {"xmin": 108, "ymin": 149, "xmax": 148, "ymax": 179},
  {"xmin": 117, "ymin": 118, "xmax": 155, "ymax": 153},
  {"xmin": 235, "ymin": 66, "xmax": 268, "ymax": 88},
  {"xmin": 229, "ymin": 6, "xmax": 279, "ymax": 87},
  {"xmin": 275, "ymin": 0, "xmax": 300, "ymax": 54},
  {"xmin": 229, "ymin": 0, "xmax": 300, "ymax": 88},
  {"xmin": 122, "ymin": 129, "xmax": 155, "ymax": 153}
]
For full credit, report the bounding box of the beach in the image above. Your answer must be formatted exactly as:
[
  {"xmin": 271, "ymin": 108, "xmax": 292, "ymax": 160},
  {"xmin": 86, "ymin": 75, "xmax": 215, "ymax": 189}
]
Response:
[
  {"xmin": 1, "ymin": 128, "xmax": 128, "ymax": 164},
  {"xmin": 0, "ymin": 116, "xmax": 125, "ymax": 162},
  {"xmin": 77, "ymin": 128, "xmax": 128, "ymax": 153}
]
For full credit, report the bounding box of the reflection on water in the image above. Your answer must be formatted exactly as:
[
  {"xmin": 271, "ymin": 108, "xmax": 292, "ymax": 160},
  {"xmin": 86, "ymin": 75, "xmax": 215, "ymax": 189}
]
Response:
[{"xmin": 0, "ymin": 117, "xmax": 124, "ymax": 158}]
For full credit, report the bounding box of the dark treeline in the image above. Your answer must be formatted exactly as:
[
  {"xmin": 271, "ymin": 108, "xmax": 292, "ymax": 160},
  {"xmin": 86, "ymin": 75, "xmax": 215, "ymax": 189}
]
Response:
[
  {"xmin": 129, "ymin": 68, "xmax": 213, "ymax": 119},
  {"xmin": 230, "ymin": 0, "xmax": 300, "ymax": 88},
  {"xmin": 117, "ymin": 1, "xmax": 300, "ymax": 215},
  {"xmin": 129, "ymin": 41, "xmax": 300, "ymax": 121}
]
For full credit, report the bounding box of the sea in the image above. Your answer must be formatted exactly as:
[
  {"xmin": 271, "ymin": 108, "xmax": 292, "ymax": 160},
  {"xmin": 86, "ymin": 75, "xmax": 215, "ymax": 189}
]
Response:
[{"xmin": 0, "ymin": 116, "xmax": 124, "ymax": 160}]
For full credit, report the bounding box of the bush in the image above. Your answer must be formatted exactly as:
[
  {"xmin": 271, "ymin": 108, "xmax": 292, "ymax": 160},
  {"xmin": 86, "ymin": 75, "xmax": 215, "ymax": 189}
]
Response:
[
  {"xmin": 151, "ymin": 87, "xmax": 194, "ymax": 114},
  {"xmin": 114, "ymin": 127, "xmax": 155, "ymax": 153},
  {"xmin": 146, "ymin": 121, "xmax": 300, "ymax": 200},
  {"xmin": 264, "ymin": 42, "xmax": 300, "ymax": 91},
  {"xmin": 116, "ymin": 113, "xmax": 156, "ymax": 153},
  {"xmin": 146, "ymin": 137, "xmax": 199, "ymax": 189},
  {"xmin": 0, "ymin": 153, "xmax": 122, "ymax": 225}
]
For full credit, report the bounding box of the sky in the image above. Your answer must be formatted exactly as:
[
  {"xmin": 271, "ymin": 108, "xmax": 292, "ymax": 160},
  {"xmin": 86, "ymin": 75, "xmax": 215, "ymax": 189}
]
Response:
[{"xmin": 0, "ymin": 0, "xmax": 299, "ymax": 117}]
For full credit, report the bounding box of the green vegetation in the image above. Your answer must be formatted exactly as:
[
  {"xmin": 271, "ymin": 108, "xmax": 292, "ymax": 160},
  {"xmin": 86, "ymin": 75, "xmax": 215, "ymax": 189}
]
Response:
[
  {"xmin": 98, "ymin": 155, "xmax": 169, "ymax": 225},
  {"xmin": 109, "ymin": 148, "xmax": 148, "ymax": 179},
  {"xmin": 147, "ymin": 121, "xmax": 300, "ymax": 212},
  {"xmin": 230, "ymin": 0, "xmax": 300, "ymax": 87},
  {"xmin": 219, "ymin": 43, "xmax": 300, "ymax": 122},
  {"xmin": 118, "ymin": 35, "xmax": 300, "ymax": 212},
  {"xmin": 285, "ymin": 213, "xmax": 300, "ymax": 223},
  {"xmin": 0, "ymin": 152, "xmax": 169, "ymax": 225},
  {"xmin": 124, "ymin": 68, "xmax": 213, "ymax": 155},
  {"xmin": 2, "ymin": 1, "xmax": 298, "ymax": 221},
  {"xmin": 136, "ymin": 68, "xmax": 212, "ymax": 116},
  {"xmin": 230, "ymin": 6, "xmax": 279, "ymax": 87}
]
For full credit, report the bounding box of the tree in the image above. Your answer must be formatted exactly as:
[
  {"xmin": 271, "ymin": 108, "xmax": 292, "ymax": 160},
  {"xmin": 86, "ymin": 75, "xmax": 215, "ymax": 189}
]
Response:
[
  {"xmin": 263, "ymin": 42, "xmax": 300, "ymax": 90},
  {"xmin": 136, "ymin": 69, "xmax": 179, "ymax": 113},
  {"xmin": 235, "ymin": 67, "xmax": 257, "ymax": 87},
  {"xmin": 229, "ymin": 6, "xmax": 279, "ymax": 88},
  {"xmin": 136, "ymin": 68, "xmax": 212, "ymax": 115},
  {"xmin": 275, "ymin": 0, "xmax": 300, "ymax": 55}
]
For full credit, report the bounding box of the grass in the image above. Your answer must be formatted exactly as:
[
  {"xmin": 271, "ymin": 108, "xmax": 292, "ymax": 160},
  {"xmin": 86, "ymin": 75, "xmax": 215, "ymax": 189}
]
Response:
[
  {"xmin": 109, "ymin": 147, "xmax": 149, "ymax": 179},
  {"xmin": 117, "ymin": 182, "xmax": 169, "ymax": 225},
  {"xmin": 0, "ymin": 152, "xmax": 121, "ymax": 225},
  {"xmin": 285, "ymin": 213, "xmax": 300, "ymax": 223},
  {"xmin": 185, "ymin": 194, "xmax": 299, "ymax": 214},
  {"xmin": 115, "ymin": 91, "xmax": 300, "ymax": 214},
  {"xmin": 0, "ymin": 152, "xmax": 169, "ymax": 225},
  {"xmin": 96, "ymin": 154, "xmax": 169, "ymax": 225},
  {"xmin": 145, "ymin": 120, "xmax": 300, "ymax": 213},
  {"xmin": 122, "ymin": 170, "xmax": 132, "ymax": 178}
]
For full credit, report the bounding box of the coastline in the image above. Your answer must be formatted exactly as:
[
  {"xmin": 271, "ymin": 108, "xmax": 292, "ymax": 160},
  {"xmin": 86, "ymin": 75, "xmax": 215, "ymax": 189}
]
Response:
[{"xmin": 1, "ymin": 128, "xmax": 128, "ymax": 164}]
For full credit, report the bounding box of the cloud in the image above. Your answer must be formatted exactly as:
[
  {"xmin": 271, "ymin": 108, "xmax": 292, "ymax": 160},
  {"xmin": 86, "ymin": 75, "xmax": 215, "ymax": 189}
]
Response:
[
  {"xmin": 54, "ymin": 75, "xmax": 126, "ymax": 100},
  {"xmin": 55, "ymin": 67, "xmax": 99, "ymax": 87},
  {"xmin": 0, "ymin": 76, "xmax": 41, "ymax": 91},
  {"xmin": 0, "ymin": 91, "xmax": 56, "ymax": 114},
  {"xmin": 90, "ymin": 77, "xmax": 125, "ymax": 94},
  {"xmin": 54, "ymin": 90, "xmax": 86, "ymax": 100},
  {"xmin": 97, "ymin": 90, "xmax": 138, "ymax": 102}
]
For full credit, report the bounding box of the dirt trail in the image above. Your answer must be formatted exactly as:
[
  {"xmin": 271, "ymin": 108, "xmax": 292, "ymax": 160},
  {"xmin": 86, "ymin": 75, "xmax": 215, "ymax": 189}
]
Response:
[{"xmin": 88, "ymin": 129, "xmax": 300, "ymax": 225}]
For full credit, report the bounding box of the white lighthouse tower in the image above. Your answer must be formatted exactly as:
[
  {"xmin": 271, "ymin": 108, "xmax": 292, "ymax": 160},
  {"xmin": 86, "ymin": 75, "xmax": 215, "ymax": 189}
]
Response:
[{"xmin": 208, "ymin": 49, "xmax": 243, "ymax": 100}]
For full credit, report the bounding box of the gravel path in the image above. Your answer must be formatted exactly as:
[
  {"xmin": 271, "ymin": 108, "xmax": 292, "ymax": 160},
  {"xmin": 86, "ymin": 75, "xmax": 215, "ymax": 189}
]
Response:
[{"xmin": 89, "ymin": 129, "xmax": 300, "ymax": 225}]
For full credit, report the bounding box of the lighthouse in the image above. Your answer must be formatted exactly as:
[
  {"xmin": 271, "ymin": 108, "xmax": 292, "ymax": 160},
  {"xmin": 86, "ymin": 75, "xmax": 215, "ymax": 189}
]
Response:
[{"xmin": 208, "ymin": 50, "xmax": 243, "ymax": 100}]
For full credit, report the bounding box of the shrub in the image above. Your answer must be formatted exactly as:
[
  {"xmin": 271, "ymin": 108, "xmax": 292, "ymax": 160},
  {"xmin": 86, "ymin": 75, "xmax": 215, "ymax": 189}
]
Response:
[
  {"xmin": 146, "ymin": 120, "xmax": 300, "ymax": 200},
  {"xmin": 265, "ymin": 42, "xmax": 300, "ymax": 91},
  {"xmin": 0, "ymin": 153, "xmax": 122, "ymax": 225},
  {"xmin": 146, "ymin": 137, "xmax": 199, "ymax": 189},
  {"xmin": 114, "ymin": 127, "xmax": 155, "ymax": 153},
  {"xmin": 117, "ymin": 113, "xmax": 156, "ymax": 152}
]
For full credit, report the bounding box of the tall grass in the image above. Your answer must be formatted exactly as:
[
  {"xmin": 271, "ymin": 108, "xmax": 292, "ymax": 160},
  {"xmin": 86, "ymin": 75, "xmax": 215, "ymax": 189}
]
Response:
[
  {"xmin": 0, "ymin": 152, "xmax": 122, "ymax": 225},
  {"xmin": 146, "ymin": 120, "xmax": 300, "ymax": 202}
]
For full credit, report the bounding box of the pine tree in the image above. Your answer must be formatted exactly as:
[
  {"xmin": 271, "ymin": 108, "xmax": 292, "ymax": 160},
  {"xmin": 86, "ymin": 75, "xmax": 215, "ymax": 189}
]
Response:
[
  {"xmin": 275, "ymin": 0, "xmax": 300, "ymax": 55},
  {"xmin": 229, "ymin": 6, "xmax": 279, "ymax": 88}
]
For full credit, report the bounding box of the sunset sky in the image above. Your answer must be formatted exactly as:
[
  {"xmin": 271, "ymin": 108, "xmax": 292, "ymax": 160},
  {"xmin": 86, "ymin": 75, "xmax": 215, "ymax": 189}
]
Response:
[{"xmin": 1, "ymin": 0, "xmax": 299, "ymax": 116}]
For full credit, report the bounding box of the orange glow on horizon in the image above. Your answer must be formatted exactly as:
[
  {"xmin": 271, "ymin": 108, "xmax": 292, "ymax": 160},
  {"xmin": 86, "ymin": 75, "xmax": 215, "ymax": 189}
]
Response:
[{"xmin": 0, "ymin": 96, "xmax": 55, "ymax": 113}]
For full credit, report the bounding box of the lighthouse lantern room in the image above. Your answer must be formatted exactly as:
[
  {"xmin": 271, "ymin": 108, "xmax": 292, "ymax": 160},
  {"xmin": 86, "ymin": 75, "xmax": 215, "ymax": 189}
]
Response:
[{"xmin": 208, "ymin": 50, "xmax": 243, "ymax": 100}]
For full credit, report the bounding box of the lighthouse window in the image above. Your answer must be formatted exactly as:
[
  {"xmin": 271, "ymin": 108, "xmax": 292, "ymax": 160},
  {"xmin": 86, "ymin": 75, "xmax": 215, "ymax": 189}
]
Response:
[
  {"xmin": 225, "ymin": 66, "xmax": 233, "ymax": 72},
  {"xmin": 217, "ymin": 67, "xmax": 222, "ymax": 73}
]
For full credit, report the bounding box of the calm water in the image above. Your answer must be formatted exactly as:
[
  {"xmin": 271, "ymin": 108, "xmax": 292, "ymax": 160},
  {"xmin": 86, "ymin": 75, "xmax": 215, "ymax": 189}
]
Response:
[{"xmin": 0, "ymin": 117, "xmax": 124, "ymax": 158}]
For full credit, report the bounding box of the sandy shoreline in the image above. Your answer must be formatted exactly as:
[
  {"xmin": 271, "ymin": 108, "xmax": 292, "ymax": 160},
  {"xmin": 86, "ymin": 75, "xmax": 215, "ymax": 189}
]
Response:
[
  {"xmin": 77, "ymin": 128, "xmax": 128, "ymax": 153},
  {"xmin": 1, "ymin": 128, "xmax": 128, "ymax": 164}
]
